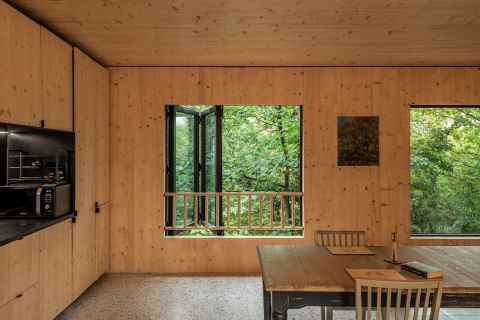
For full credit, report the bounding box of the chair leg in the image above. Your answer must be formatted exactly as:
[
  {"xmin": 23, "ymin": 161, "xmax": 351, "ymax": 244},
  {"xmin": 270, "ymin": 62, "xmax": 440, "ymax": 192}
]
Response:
[{"xmin": 326, "ymin": 307, "xmax": 333, "ymax": 320}]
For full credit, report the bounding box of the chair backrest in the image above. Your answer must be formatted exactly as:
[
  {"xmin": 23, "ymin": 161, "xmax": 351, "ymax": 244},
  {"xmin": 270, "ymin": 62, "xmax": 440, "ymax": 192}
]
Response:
[
  {"xmin": 355, "ymin": 278, "xmax": 443, "ymax": 320},
  {"xmin": 315, "ymin": 230, "xmax": 367, "ymax": 247}
]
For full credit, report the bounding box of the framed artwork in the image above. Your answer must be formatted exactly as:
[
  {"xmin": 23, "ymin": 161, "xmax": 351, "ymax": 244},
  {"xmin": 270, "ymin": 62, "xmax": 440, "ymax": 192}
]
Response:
[{"xmin": 337, "ymin": 116, "xmax": 379, "ymax": 166}]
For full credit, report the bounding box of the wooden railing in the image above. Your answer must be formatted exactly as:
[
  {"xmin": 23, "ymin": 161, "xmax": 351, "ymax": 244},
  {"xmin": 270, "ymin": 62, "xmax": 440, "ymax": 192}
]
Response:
[{"xmin": 164, "ymin": 192, "xmax": 303, "ymax": 233}]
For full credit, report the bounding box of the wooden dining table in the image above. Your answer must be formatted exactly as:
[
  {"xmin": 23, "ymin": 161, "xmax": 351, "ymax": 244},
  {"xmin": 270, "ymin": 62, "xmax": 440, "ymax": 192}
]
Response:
[{"xmin": 257, "ymin": 245, "xmax": 480, "ymax": 320}]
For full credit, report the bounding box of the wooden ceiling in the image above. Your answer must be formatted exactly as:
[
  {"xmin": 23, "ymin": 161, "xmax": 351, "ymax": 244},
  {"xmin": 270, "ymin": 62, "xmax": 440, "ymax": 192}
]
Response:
[{"xmin": 9, "ymin": 0, "xmax": 480, "ymax": 67}]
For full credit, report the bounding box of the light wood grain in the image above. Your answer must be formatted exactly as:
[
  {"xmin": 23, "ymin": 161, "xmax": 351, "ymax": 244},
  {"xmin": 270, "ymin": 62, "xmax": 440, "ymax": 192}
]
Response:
[
  {"xmin": 109, "ymin": 67, "xmax": 480, "ymax": 274},
  {"xmin": 0, "ymin": 233, "xmax": 39, "ymax": 307},
  {"xmin": 0, "ymin": 283, "xmax": 40, "ymax": 320},
  {"xmin": 95, "ymin": 60, "xmax": 111, "ymax": 279},
  {"xmin": 73, "ymin": 47, "xmax": 99, "ymax": 299},
  {"xmin": 258, "ymin": 245, "xmax": 480, "ymax": 294},
  {"xmin": 39, "ymin": 220, "xmax": 73, "ymax": 320},
  {"xmin": 0, "ymin": 1, "xmax": 41, "ymax": 127},
  {"xmin": 10, "ymin": 0, "xmax": 480, "ymax": 67},
  {"xmin": 355, "ymin": 278, "xmax": 442, "ymax": 320},
  {"xmin": 40, "ymin": 26, "xmax": 73, "ymax": 131}
]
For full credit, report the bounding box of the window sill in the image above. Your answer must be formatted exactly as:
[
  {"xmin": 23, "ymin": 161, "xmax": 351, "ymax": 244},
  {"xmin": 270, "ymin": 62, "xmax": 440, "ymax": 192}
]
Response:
[
  {"xmin": 163, "ymin": 235, "xmax": 305, "ymax": 240},
  {"xmin": 410, "ymin": 235, "xmax": 480, "ymax": 240}
]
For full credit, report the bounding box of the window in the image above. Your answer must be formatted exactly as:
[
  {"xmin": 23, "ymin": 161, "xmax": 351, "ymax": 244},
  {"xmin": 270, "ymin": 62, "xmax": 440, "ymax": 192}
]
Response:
[
  {"xmin": 165, "ymin": 105, "xmax": 303, "ymax": 237},
  {"xmin": 410, "ymin": 106, "xmax": 480, "ymax": 235}
]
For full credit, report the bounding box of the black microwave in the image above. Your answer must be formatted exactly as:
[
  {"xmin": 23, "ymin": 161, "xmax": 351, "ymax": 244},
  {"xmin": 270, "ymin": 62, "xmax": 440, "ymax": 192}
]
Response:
[{"xmin": 0, "ymin": 182, "xmax": 71, "ymax": 218}]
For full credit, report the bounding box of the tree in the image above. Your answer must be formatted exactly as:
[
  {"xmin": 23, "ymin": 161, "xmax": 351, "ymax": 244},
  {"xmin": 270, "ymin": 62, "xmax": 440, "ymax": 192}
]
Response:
[{"xmin": 411, "ymin": 108, "xmax": 480, "ymax": 234}]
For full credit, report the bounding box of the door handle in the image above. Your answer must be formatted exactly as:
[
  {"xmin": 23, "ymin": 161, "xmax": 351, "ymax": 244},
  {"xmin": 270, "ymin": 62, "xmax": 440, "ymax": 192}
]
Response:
[{"xmin": 95, "ymin": 201, "xmax": 110, "ymax": 214}]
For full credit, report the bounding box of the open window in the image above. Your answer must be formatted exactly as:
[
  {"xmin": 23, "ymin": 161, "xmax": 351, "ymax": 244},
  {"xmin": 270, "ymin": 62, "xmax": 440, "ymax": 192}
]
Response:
[{"xmin": 165, "ymin": 105, "xmax": 303, "ymax": 237}]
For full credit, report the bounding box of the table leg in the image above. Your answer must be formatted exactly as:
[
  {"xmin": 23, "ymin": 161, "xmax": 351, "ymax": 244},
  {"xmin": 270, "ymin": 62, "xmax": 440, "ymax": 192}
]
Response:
[
  {"xmin": 271, "ymin": 292, "xmax": 289, "ymax": 320},
  {"xmin": 263, "ymin": 283, "xmax": 271, "ymax": 320}
]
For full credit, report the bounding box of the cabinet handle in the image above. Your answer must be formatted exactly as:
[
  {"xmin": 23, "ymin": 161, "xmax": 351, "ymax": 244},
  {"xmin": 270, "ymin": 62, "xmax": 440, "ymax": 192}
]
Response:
[{"xmin": 40, "ymin": 120, "xmax": 45, "ymax": 128}]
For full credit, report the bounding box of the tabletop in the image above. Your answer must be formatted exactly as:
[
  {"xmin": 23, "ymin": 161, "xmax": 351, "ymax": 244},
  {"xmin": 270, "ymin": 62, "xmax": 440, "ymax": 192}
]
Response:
[{"xmin": 257, "ymin": 245, "xmax": 480, "ymax": 294}]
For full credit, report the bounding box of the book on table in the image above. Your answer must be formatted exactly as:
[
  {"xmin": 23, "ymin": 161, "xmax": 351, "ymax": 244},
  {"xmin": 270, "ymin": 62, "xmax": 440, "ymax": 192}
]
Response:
[{"xmin": 401, "ymin": 261, "xmax": 443, "ymax": 279}]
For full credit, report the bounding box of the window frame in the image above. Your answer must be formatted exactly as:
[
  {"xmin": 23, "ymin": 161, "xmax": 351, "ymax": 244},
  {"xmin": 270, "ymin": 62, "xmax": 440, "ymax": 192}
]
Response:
[
  {"xmin": 410, "ymin": 104, "xmax": 480, "ymax": 238},
  {"xmin": 165, "ymin": 105, "xmax": 304, "ymax": 237}
]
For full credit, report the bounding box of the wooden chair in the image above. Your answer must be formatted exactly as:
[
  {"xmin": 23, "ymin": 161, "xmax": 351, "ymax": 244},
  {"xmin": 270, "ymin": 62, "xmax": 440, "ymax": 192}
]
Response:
[
  {"xmin": 314, "ymin": 230, "xmax": 368, "ymax": 320},
  {"xmin": 314, "ymin": 230, "xmax": 367, "ymax": 247},
  {"xmin": 355, "ymin": 279, "xmax": 443, "ymax": 320}
]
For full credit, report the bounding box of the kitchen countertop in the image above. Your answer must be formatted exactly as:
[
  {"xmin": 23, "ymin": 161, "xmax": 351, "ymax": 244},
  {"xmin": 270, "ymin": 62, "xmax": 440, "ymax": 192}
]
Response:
[{"xmin": 0, "ymin": 213, "xmax": 74, "ymax": 247}]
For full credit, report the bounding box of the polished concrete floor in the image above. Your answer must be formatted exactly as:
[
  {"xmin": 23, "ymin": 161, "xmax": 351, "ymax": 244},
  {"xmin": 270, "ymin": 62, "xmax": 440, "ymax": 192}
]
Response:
[{"xmin": 58, "ymin": 274, "xmax": 480, "ymax": 320}]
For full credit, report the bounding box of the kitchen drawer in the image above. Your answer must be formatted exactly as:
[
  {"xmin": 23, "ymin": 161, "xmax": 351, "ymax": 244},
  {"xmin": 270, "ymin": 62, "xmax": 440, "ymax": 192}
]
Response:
[
  {"xmin": 0, "ymin": 233, "xmax": 40, "ymax": 306},
  {"xmin": 0, "ymin": 283, "xmax": 40, "ymax": 320}
]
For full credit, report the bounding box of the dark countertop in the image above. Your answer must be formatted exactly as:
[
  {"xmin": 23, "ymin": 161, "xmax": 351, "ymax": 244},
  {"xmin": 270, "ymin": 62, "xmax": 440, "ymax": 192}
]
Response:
[{"xmin": 0, "ymin": 213, "xmax": 74, "ymax": 247}]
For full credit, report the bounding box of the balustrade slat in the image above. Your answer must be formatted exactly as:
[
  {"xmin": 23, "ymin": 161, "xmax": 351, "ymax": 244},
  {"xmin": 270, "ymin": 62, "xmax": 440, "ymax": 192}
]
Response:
[
  {"xmin": 291, "ymin": 195, "xmax": 295, "ymax": 228},
  {"xmin": 269, "ymin": 194, "xmax": 274, "ymax": 227},
  {"xmin": 205, "ymin": 194, "xmax": 209, "ymax": 227},
  {"xmin": 216, "ymin": 194, "xmax": 220, "ymax": 227},
  {"xmin": 194, "ymin": 194, "xmax": 198, "ymax": 227},
  {"xmin": 259, "ymin": 194, "xmax": 264, "ymax": 226},
  {"xmin": 172, "ymin": 195, "xmax": 176, "ymax": 227},
  {"xmin": 184, "ymin": 195, "xmax": 188, "ymax": 228},
  {"xmin": 248, "ymin": 194, "xmax": 252, "ymax": 228},
  {"xmin": 237, "ymin": 195, "xmax": 241, "ymax": 227},
  {"xmin": 226, "ymin": 195, "xmax": 231, "ymax": 227}
]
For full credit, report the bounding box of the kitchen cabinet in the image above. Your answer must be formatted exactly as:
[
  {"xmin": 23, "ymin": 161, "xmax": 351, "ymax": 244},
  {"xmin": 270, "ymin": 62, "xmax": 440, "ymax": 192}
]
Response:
[
  {"xmin": 73, "ymin": 47, "xmax": 110, "ymax": 299},
  {"xmin": 0, "ymin": 233, "xmax": 39, "ymax": 307},
  {"xmin": 73, "ymin": 48, "xmax": 98, "ymax": 299},
  {"xmin": 40, "ymin": 27, "xmax": 73, "ymax": 132},
  {"xmin": 0, "ymin": 2, "xmax": 73, "ymax": 131},
  {"xmin": 39, "ymin": 220, "xmax": 73, "ymax": 320},
  {"xmin": 0, "ymin": 283, "xmax": 40, "ymax": 320},
  {"xmin": 0, "ymin": 1, "xmax": 41, "ymax": 127}
]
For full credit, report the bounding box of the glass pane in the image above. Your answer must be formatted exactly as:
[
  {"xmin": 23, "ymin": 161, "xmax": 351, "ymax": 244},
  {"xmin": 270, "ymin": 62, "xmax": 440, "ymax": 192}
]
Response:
[
  {"xmin": 175, "ymin": 112, "xmax": 195, "ymax": 226},
  {"xmin": 204, "ymin": 111, "xmax": 217, "ymax": 225}
]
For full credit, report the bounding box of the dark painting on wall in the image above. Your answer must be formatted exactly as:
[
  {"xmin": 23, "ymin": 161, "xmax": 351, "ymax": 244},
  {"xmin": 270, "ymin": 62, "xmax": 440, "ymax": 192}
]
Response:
[{"xmin": 337, "ymin": 116, "xmax": 379, "ymax": 166}]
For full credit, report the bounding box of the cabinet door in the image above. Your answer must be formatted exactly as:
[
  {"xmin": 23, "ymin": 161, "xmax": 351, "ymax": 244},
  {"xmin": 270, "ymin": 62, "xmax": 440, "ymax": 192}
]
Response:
[
  {"xmin": 95, "ymin": 66, "xmax": 110, "ymax": 278},
  {"xmin": 0, "ymin": 283, "xmax": 40, "ymax": 320},
  {"xmin": 0, "ymin": 233, "xmax": 40, "ymax": 307},
  {"xmin": 0, "ymin": 2, "xmax": 41, "ymax": 127},
  {"xmin": 40, "ymin": 27, "xmax": 73, "ymax": 131},
  {"xmin": 39, "ymin": 220, "xmax": 73, "ymax": 320},
  {"xmin": 73, "ymin": 48, "xmax": 98, "ymax": 300}
]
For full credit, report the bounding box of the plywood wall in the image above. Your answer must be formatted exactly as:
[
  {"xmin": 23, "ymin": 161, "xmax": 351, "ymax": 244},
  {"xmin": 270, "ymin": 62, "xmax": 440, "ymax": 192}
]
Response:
[{"xmin": 109, "ymin": 67, "xmax": 480, "ymax": 273}]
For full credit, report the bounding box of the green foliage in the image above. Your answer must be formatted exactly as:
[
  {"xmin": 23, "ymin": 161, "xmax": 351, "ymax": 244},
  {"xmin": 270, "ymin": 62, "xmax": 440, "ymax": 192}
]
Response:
[
  {"xmin": 222, "ymin": 105, "xmax": 301, "ymax": 193},
  {"xmin": 411, "ymin": 108, "xmax": 480, "ymax": 234},
  {"xmin": 172, "ymin": 105, "xmax": 302, "ymax": 237}
]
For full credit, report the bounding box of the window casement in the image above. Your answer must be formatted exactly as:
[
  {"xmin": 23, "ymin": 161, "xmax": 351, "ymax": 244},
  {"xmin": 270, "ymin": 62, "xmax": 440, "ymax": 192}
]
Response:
[{"xmin": 165, "ymin": 105, "xmax": 303, "ymax": 237}]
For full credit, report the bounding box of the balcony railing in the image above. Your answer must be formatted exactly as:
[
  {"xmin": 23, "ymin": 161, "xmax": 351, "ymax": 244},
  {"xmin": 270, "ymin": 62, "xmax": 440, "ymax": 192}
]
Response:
[{"xmin": 164, "ymin": 192, "xmax": 303, "ymax": 233}]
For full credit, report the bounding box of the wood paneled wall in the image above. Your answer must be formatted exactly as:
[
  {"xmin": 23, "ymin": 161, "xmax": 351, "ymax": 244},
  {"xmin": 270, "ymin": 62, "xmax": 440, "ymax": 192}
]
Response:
[{"xmin": 110, "ymin": 67, "xmax": 480, "ymax": 273}]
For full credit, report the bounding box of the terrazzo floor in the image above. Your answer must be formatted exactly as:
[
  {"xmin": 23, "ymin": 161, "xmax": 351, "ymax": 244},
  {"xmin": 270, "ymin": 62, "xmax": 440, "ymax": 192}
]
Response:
[{"xmin": 57, "ymin": 274, "xmax": 480, "ymax": 320}]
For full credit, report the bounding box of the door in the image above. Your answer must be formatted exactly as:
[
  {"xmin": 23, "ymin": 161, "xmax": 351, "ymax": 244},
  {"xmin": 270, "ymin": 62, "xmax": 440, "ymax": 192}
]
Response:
[
  {"xmin": 95, "ymin": 65, "xmax": 110, "ymax": 278},
  {"xmin": 73, "ymin": 48, "xmax": 97, "ymax": 299}
]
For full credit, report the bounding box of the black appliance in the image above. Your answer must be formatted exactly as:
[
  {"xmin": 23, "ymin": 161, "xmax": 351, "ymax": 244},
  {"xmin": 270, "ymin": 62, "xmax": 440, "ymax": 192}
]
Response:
[
  {"xmin": 0, "ymin": 123, "xmax": 75, "ymax": 218},
  {"xmin": 0, "ymin": 182, "xmax": 71, "ymax": 218}
]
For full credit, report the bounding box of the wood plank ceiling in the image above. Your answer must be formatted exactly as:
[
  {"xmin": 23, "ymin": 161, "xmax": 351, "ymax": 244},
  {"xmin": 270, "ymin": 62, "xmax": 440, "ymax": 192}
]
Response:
[{"xmin": 9, "ymin": 0, "xmax": 480, "ymax": 67}]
